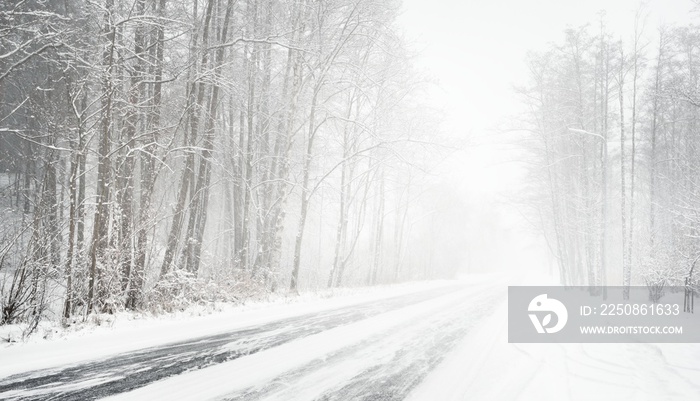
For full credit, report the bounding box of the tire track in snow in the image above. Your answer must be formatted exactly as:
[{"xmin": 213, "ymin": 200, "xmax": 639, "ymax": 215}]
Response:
[{"xmin": 225, "ymin": 285, "xmax": 505, "ymax": 401}]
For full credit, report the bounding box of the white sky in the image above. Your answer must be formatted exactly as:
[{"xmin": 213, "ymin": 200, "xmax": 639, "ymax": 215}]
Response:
[
  {"xmin": 398, "ymin": 0, "xmax": 693, "ymax": 141},
  {"xmin": 396, "ymin": 0, "xmax": 695, "ymax": 271}
]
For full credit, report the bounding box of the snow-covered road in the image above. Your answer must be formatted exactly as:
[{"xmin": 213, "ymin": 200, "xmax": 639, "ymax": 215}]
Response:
[
  {"xmin": 0, "ymin": 278, "xmax": 504, "ymax": 401},
  {"xmin": 4, "ymin": 276, "xmax": 700, "ymax": 400}
]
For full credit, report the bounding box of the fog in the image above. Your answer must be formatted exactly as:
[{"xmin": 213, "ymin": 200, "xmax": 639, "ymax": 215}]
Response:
[
  {"xmin": 399, "ymin": 0, "xmax": 697, "ymax": 280},
  {"xmin": 1, "ymin": 0, "xmax": 698, "ymax": 321},
  {"xmin": 5, "ymin": 0, "xmax": 700, "ymax": 400}
]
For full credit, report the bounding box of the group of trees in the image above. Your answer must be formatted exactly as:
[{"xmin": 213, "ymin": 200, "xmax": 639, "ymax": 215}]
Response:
[
  {"xmin": 0, "ymin": 0, "xmax": 452, "ymax": 329},
  {"xmin": 520, "ymin": 12, "xmax": 700, "ymax": 295}
]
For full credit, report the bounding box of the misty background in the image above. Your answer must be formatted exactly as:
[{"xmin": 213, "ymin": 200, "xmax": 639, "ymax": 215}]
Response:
[{"xmin": 1, "ymin": 0, "xmax": 699, "ymax": 333}]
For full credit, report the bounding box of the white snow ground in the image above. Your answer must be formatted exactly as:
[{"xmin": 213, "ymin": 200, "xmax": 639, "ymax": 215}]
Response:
[
  {"xmin": 2, "ymin": 274, "xmax": 700, "ymax": 400},
  {"xmin": 408, "ymin": 302, "xmax": 700, "ymax": 400}
]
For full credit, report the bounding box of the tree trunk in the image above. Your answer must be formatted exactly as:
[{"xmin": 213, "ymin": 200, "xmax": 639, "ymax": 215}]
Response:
[
  {"xmin": 119, "ymin": 0, "xmax": 147, "ymax": 299},
  {"xmin": 88, "ymin": 0, "xmax": 116, "ymax": 313},
  {"xmin": 290, "ymin": 87, "xmax": 320, "ymax": 292},
  {"xmin": 619, "ymin": 45, "xmax": 630, "ymax": 300}
]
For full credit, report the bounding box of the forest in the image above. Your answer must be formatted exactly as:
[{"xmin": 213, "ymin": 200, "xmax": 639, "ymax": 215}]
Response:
[
  {"xmin": 520, "ymin": 12, "xmax": 700, "ymax": 296},
  {"xmin": 0, "ymin": 0, "xmax": 457, "ymax": 332}
]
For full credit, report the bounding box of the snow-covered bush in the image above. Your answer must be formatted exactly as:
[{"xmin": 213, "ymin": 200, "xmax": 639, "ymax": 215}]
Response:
[{"xmin": 145, "ymin": 269, "xmax": 267, "ymax": 314}]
